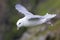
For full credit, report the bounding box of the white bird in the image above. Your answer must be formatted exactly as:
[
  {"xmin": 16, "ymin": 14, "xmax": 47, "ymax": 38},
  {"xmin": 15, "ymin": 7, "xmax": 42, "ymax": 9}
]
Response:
[{"xmin": 15, "ymin": 4, "xmax": 56, "ymax": 30}]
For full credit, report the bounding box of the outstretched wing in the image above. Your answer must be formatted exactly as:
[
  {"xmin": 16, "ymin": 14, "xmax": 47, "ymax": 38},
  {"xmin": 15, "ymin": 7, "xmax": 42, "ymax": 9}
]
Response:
[
  {"xmin": 28, "ymin": 17, "xmax": 40, "ymax": 21},
  {"xmin": 44, "ymin": 13, "xmax": 56, "ymax": 19},
  {"xmin": 28, "ymin": 16, "xmax": 44, "ymax": 21},
  {"xmin": 15, "ymin": 4, "xmax": 33, "ymax": 16}
]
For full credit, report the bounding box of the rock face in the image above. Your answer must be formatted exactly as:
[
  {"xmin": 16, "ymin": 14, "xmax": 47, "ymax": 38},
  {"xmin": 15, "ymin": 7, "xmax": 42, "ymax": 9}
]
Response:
[
  {"xmin": 19, "ymin": 25, "xmax": 56, "ymax": 40},
  {"xmin": 18, "ymin": 24, "xmax": 53, "ymax": 40}
]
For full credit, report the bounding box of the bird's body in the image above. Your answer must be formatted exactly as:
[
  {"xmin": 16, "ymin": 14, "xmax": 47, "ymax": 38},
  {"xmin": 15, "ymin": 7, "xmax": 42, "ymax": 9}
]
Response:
[
  {"xmin": 17, "ymin": 14, "xmax": 56, "ymax": 27},
  {"xmin": 17, "ymin": 15, "xmax": 43, "ymax": 27},
  {"xmin": 15, "ymin": 4, "xmax": 56, "ymax": 30}
]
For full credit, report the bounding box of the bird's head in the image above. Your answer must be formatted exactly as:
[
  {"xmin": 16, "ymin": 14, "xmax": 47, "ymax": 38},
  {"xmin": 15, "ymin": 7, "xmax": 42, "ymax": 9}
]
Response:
[{"xmin": 16, "ymin": 19, "xmax": 23, "ymax": 30}]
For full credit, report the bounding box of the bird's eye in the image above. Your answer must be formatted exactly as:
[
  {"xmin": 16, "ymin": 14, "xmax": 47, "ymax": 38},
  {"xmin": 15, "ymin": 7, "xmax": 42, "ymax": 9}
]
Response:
[{"xmin": 19, "ymin": 23, "xmax": 21, "ymax": 25}]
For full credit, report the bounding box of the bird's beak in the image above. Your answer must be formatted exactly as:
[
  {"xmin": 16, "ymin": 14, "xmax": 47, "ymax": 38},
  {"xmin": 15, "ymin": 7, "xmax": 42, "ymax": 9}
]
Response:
[{"xmin": 17, "ymin": 27, "xmax": 19, "ymax": 30}]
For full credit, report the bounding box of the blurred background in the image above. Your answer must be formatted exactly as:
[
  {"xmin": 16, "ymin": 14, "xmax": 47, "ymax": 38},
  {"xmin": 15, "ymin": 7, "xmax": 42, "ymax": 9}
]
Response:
[{"xmin": 0, "ymin": 0, "xmax": 60, "ymax": 40}]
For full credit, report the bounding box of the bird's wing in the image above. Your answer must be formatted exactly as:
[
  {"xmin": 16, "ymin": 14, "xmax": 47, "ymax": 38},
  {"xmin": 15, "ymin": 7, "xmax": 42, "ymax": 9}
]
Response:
[
  {"xmin": 28, "ymin": 16, "xmax": 44, "ymax": 21},
  {"xmin": 44, "ymin": 13, "xmax": 56, "ymax": 19},
  {"xmin": 28, "ymin": 17, "xmax": 40, "ymax": 21},
  {"xmin": 15, "ymin": 4, "xmax": 33, "ymax": 16}
]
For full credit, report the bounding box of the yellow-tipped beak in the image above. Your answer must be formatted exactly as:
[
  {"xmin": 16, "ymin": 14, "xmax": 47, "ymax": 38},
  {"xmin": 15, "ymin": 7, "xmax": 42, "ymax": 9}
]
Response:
[{"xmin": 17, "ymin": 27, "xmax": 19, "ymax": 30}]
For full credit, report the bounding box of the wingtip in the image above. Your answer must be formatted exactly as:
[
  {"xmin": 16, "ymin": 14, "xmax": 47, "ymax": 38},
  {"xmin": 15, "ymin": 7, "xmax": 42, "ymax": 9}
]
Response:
[
  {"xmin": 15, "ymin": 4, "xmax": 22, "ymax": 8},
  {"xmin": 15, "ymin": 4, "xmax": 21, "ymax": 6},
  {"xmin": 52, "ymin": 14, "xmax": 56, "ymax": 17}
]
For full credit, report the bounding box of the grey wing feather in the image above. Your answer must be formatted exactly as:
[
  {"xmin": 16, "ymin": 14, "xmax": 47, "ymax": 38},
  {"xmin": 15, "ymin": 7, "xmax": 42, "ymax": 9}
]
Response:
[
  {"xmin": 28, "ymin": 16, "xmax": 44, "ymax": 21},
  {"xmin": 15, "ymin": 4, "xmax": 33, "ymax": 16},
  {"xmin": 28, "ymin": 17, "xmax": 40, "ymax": 21}
]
